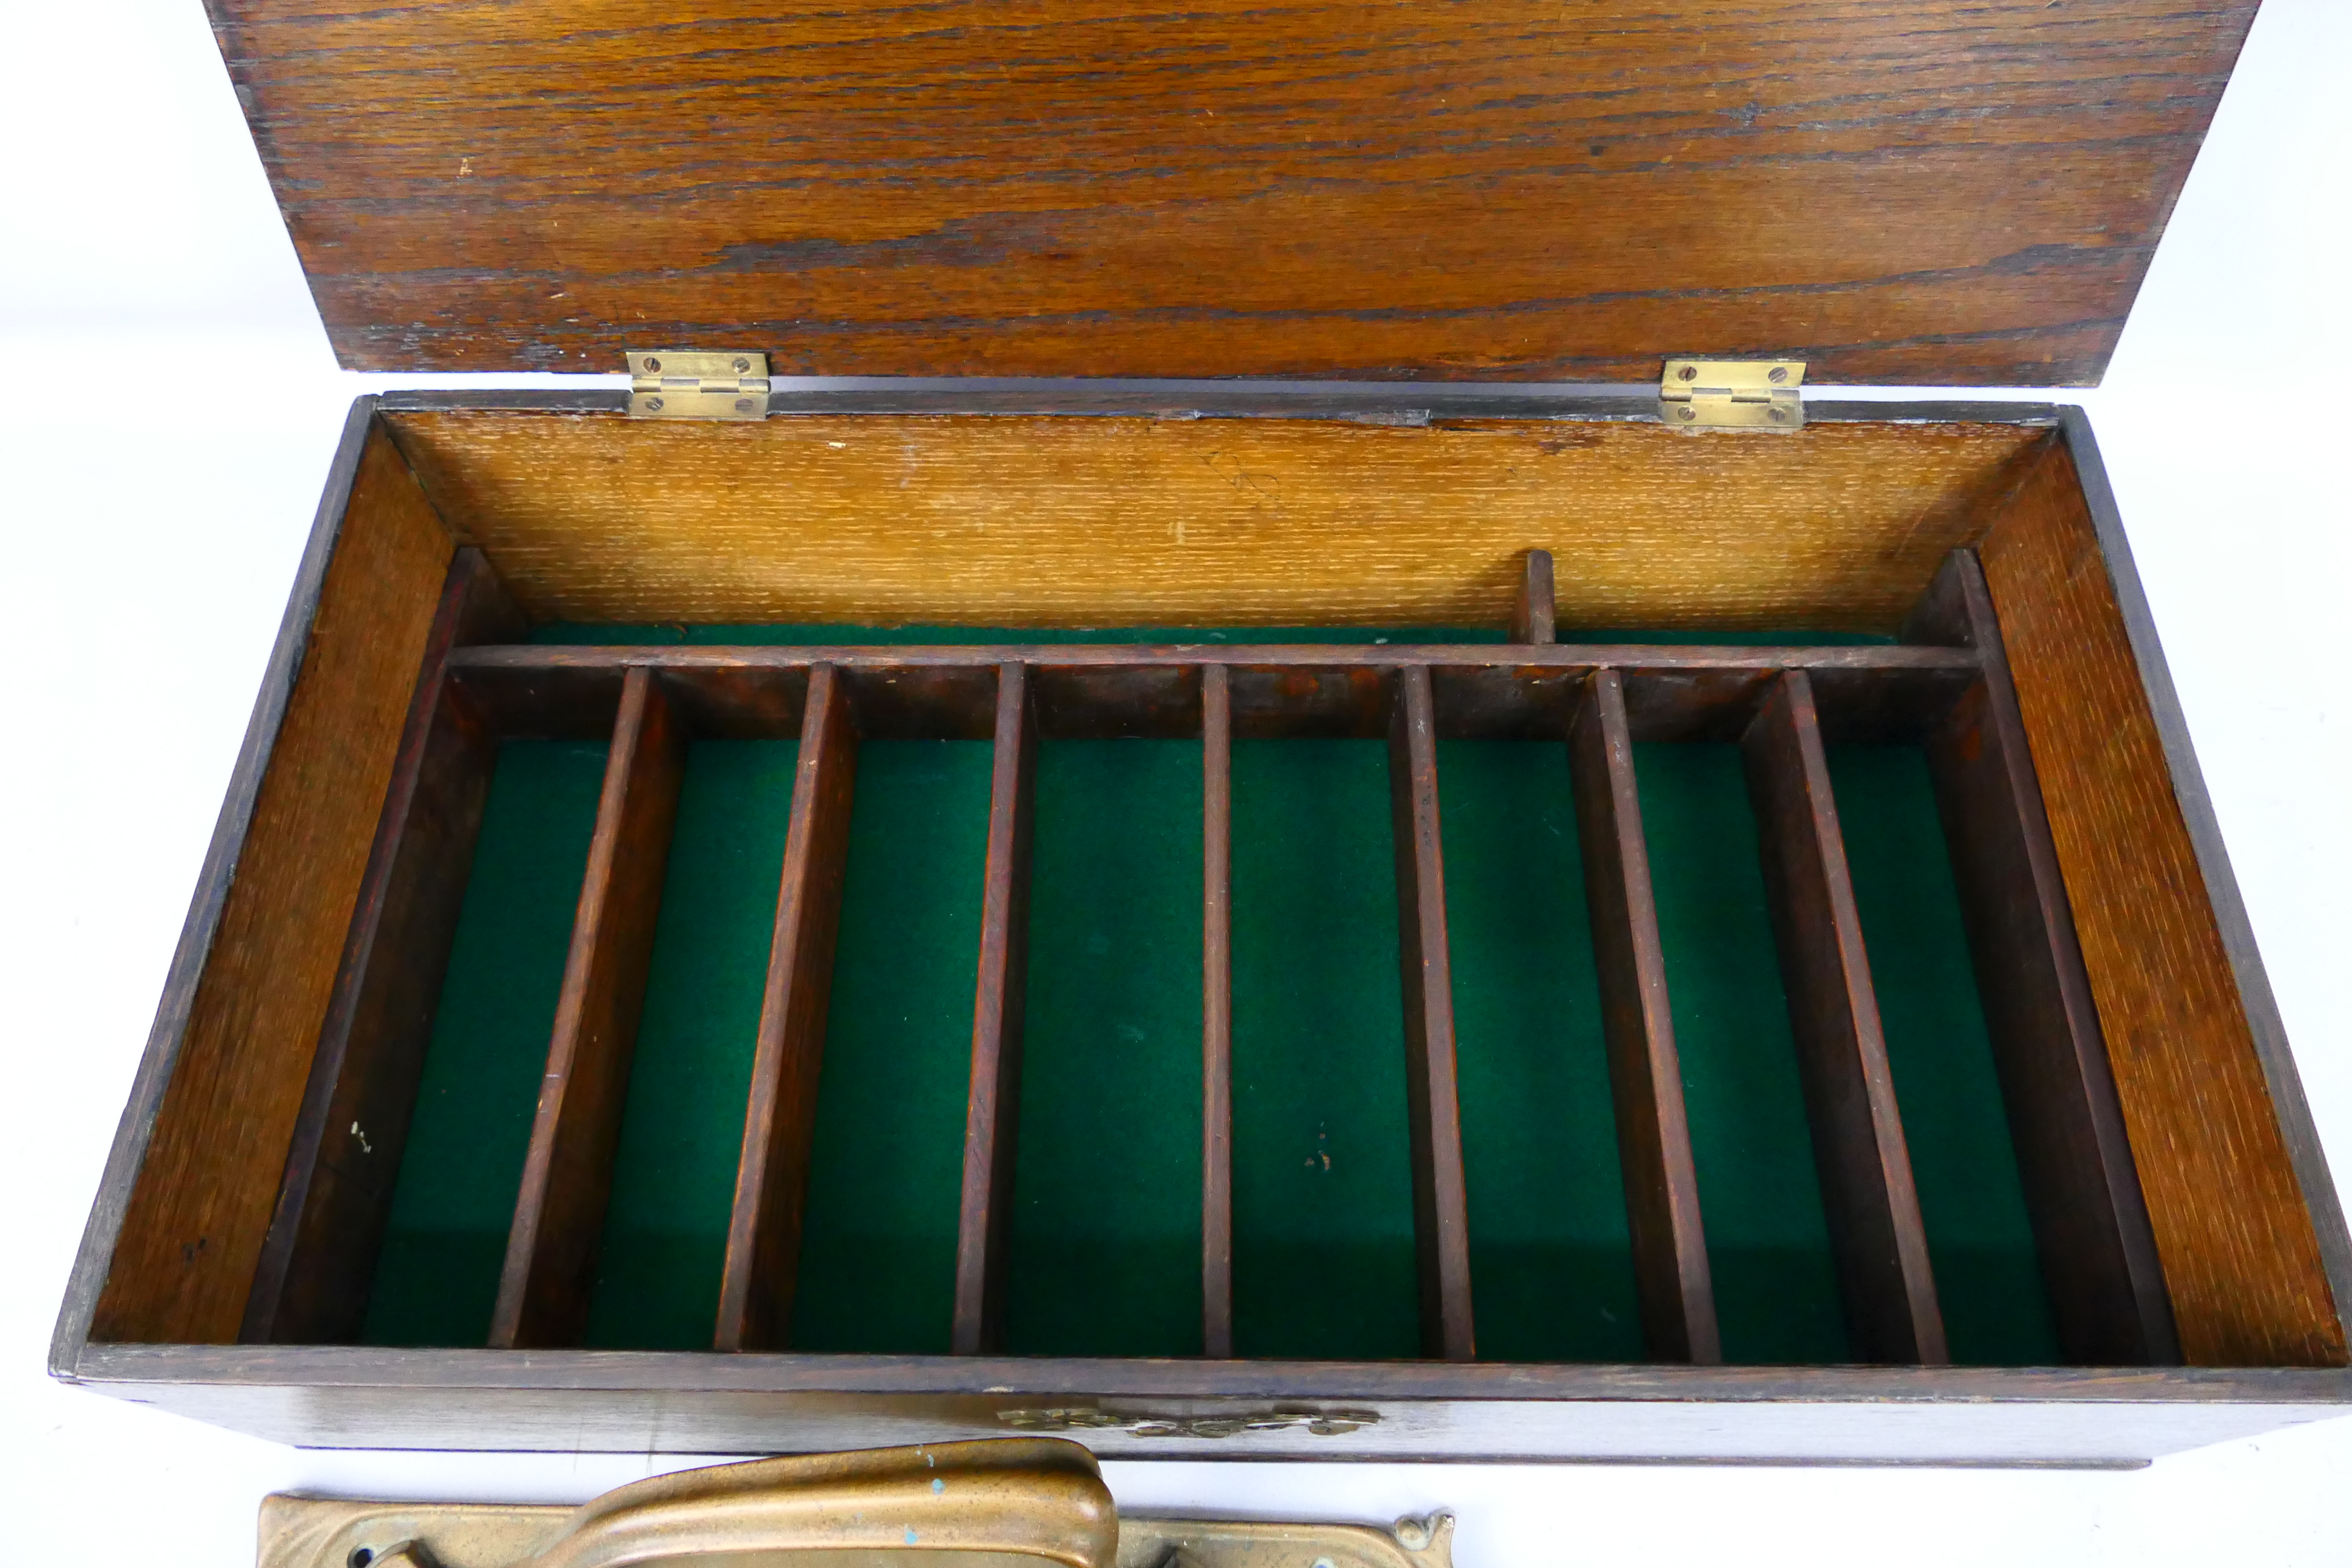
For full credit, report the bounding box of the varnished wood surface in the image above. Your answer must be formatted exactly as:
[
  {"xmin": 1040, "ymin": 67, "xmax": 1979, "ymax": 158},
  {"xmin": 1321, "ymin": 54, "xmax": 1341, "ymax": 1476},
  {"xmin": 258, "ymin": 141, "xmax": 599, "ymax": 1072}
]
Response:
[
  {"xmin": 1743, "ymin": 673, "xmax": 1946, "ymax": 1366},
  {"xmin": 492, "ymin": 670, "xmax": 688, "ymax": 1349},
  {"xmin": 1981, "ymin": 440, "xmax": 2348, "ymax": 1368},
  {"xmin": 1907, "ymin": 552, "xmax": 2176, "ymax": 1366},
  {"xmin": 211, "ymin": 0, "xmax": 2255, "ymax": 383},
  {"xmin": 717, "ymin": 666, "xmax": 860, "ymax": 1351},
  {"xmin": 1200, "ymin": 665, "xmax": 1234, "ymax": 1361},
  {"xmin": 244, "ymin": 549, "xmax": 523, "ymax": 1345},
  {"xmin": 1387, "ymin": 667, "xmax": 1475, "ymax": 1361},
  {"xmin": 388, "ymin": 414, "xmax": 2050, "ymax": 632},
  {"xmin": 1568, "ymin": 671, "xmax": 1717, "ymax": 1364},
  {"xmin": 91, "ymin": 423, "xmax": 456, "ymax": 1347},
  {"xmin": 953, "ymin": 665, "xmax": 1039, "ymax": 1354}
]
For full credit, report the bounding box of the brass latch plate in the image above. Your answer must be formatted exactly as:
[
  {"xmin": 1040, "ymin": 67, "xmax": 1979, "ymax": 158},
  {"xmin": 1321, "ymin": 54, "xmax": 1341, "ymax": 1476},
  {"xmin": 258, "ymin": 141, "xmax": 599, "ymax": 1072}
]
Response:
[
  {"xmin": 256, "ymin": 1439, "xmax": 1455, "ymax": 1568},
  {"xmin": 258, "ymin": 1497, "xmax": 1457, "ymax": 1568},
  {"xmin": 1659, "ymin": 358, "xmax": 1806, "ymax": 429},
  {"xmin": 628, "ymin": 350, "xmax": 771, "ymax": 420}
]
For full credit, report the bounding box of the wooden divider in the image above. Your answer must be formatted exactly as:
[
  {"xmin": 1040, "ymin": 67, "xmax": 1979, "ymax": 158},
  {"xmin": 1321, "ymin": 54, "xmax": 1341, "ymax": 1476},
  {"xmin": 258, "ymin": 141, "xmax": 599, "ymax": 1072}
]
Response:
[
  {"xmin": 244, "ymin": 549, "xmax": 523, "ymax": 1344},
  {"xmin": 1743, "ymin": 671, "xmax": 1947, "ymax": 1365},
  {"xmin": 1387, "ymin": 665, "xmax": 1477, "ymax": 1361},
  {"xmin": 490, "ymin": 667, "xmax": 688, "ymax": 1349},
  {"xmin": 1512, "ymin": 549, "xmax": 1557, "ymax": 645},
  {"xmin": 1568, "ymin": 670, "xmax": 1721, "ymax": 1364},
  {"xmin": 1201, "ymin": 664, "xmax": 1236, "ymax": 1359},
  {"xmin": 1909, "ymin": 552, "xmax": 2179, "ymax": 1365},
  {"xmin": 952, "ymin": 664, "xmax": 1039, "ymax": 1354},
  {"xmin": 716, "ymin": 665, "xmax": 861, "ymax": 1351}
]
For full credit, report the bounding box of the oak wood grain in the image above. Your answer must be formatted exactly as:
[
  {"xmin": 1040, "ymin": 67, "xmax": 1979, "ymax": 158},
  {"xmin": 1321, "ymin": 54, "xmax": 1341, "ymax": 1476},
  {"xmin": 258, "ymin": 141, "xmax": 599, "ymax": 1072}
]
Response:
[
  {"xmin": 1981, "ymin": 445, "xmax": 2348, "ymax": 1368},
  {"xmin": 1201, "ymin": 664, "xmax": 1234, "ymax": 1361},
  {"xmin": 243, "ymin": 548, "xmax": 524, "ymax": 1345},
  {"xmin": 953, "ymin": 664, "xmax": 1039, "ymax": 1354},
  {"xmin": 387, "ymin": 413, "xmax": 2050, "ymax": 632},
  {"xmin": 1387, "ymin": 665, "xmax": 1475, "ymax": 1361},
  {"xmin": 208, "ymin": 0, "xmax": 2255, "ymax": 383},
  {"xmin": 716, "ymin": 665, "xmax": 861, "ymax": 1351},
  {"xmin": 1743, "ymin": 671, "xmax": 1947, "ymax": 1366},
  {"xmin": 1907, "ymin": 550, "xmax": 2177, "ymax": 1366},
  {"xmin": 491, "ymin": 668, "xmax": 688, "ymax": 1349},
  {"xmin": 1567, "ymin": 670, "xmax": 1717, "ymax": 1364},
  {"xmin": 90, "ymin": 425, "xmax": 456, "ymax": 1346}
]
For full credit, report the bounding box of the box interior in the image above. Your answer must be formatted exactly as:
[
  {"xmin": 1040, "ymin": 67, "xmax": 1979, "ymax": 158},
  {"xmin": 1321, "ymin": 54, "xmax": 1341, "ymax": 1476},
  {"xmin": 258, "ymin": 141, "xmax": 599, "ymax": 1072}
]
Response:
[
  {"xmin": 358, "ymin": 629, "xmax": 2054, "ymax": 1366},
  {"xmin": 83, "ymin": 410, "xmax": 2346, "ymax": 1374}
]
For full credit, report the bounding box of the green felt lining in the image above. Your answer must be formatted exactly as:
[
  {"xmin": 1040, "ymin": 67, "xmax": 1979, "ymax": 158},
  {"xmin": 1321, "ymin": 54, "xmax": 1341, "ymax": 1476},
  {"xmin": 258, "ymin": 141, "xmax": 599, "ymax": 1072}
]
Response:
[
  {"xmin": 365, "ymin": 739, "xmax": 609, "ymax": 1347},
  {"xmin": 361, "ymin": 625, "xmax": 2053, "ymax": 1364}
]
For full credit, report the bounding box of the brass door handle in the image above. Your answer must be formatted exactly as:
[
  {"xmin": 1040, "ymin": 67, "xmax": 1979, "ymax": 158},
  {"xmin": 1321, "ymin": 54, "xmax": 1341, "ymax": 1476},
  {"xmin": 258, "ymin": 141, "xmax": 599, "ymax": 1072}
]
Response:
[{"xmin": 342, "ymin": 1438, "xmax": 1118, "ymax": 1568}]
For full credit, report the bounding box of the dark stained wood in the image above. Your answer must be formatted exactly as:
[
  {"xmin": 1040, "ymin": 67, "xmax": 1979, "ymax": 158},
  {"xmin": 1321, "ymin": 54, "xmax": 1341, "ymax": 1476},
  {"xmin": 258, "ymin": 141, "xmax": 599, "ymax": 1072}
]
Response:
[
  {"xmin": 1201, "ymin": 665, "xmax": 1235, "ymax": 1361},
  {"xmin": 88, "ymin": 419, "xmax": 457, "ymax": 1348},
  {"xmin": 716, "ymin": 665, "xmax": 861, "ymax": 1352},
  {"xmin": 243, "ymin": 549, "xmax": 524, "ymax": 1345},
  {"xmin": 449, "ymin": 644, "xmax": 1982, "ymax": 676},
  {"xmin": 1567, "ymin": 670, "xmax": 1717, "ymax": 1364},
  {"xmin": 1511, "ymin": 550, "xmax": 1556, "ymax": 645},
  {"xmin": 447, "ymin": 642, "xmax": 1977, "ymax": 752},
  {"xmin": 1907, "ymin": 551, "xmax": 2177, "ymax": 1367},
  {"xmin": 1033, "ymin": 662, "xmax": 1203, "ymax": 740},
  {"xmin": 1742, "ymin": 671, "xmax": 1947, "ymax": 1366},
  {"xmin": 489, "ymin": 668, "xmax": 688, "ymax": 1349},
  {"xmin": 1386, "ymin": 665, "xmax": 1475, "ymax": 1361},
  {"xmin": 1979, "ymin": 434, "xmax": 2348, "ymax": 1368},
  {"xmin": 952, "ymin": 664, "xmax": 1039, "ymax": 1355},
  {"xmin": 217, "ymin": 3, "xmax": 2255, "ymax": 384},
  {"xmin": 389, "ymin": 413, "xmax": 2050, "ymax": 632}
]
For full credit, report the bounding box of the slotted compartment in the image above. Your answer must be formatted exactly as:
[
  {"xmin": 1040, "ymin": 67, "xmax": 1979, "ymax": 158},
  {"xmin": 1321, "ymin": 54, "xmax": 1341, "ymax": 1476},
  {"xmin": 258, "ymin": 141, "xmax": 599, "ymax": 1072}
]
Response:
[
  {"xmin": 72, "ymin": 405, "xmax": 2345, "ymax": 1465},
  {"xmin": 230, "ymin": 530, "xmax": 2146, "ymax": 1374}
]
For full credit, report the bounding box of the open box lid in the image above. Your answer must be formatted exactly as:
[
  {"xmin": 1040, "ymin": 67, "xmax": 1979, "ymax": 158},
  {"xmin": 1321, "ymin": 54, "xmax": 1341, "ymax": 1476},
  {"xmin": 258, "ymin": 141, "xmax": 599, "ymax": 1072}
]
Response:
[{"xmin": 210, "ymin": 0, "xmax": 2258, "ymax": 385}]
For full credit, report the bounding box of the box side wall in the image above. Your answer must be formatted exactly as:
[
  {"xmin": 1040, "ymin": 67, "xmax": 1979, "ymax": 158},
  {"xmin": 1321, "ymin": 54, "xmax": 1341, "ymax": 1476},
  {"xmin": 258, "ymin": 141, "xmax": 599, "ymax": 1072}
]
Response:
[
  {"xmin": 51, "ymin": 397, "xmax": 381, "ymax": 1372},
  {"xmin": 383, "ymin": 413, "xmax": 2049, "ymax": 633},
  {"xmin": 1977, "ymin": 423, "xmax": 2348, "ymax": 1368},
  {"xmin": 82, "ymin": 417, "xmax": 459, "ymax": 1347},
  {"xmin": 54, "ymin": 1353, "xmax": 2352, "ymax": 1463}
]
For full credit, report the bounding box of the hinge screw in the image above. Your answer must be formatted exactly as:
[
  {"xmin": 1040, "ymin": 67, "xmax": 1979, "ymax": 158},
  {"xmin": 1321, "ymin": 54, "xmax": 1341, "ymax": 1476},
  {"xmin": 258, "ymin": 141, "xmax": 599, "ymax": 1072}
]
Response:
[
  {"xmin": 1677, "ymin": 364, "xmax": 1697, "ymax": 381},
  {"xmin": 1768, "ymin": 365, "xmax": 1789, "ymax": 384},
  {"xmin": 645, "ymin": 396, "xmax": 665, "ymax": 412},
  {"xmin": 1677, "ymin": 405, "xmax": 1696, "ymax": 420},
  {"xmin": 1768, "ymin": 405, "xmax": 1789, "ymax": 422},
  {"xmin": 733, "ymin": 357, "xmax": 751, "ymax": 373},
  {"xmin": 736, "ymin": 398, "xmax": 756, "ymax": 413},
  {"xmin": 644, "ymin": 357, "xmax": 661, "ymax": 373}
]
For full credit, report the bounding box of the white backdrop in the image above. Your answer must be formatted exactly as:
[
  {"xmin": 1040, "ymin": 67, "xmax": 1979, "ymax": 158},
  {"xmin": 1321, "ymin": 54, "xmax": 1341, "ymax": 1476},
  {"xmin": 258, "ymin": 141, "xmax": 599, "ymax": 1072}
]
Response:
[{"xmin": 1, "ymin": 1, "xmax": 2347, "ymax": 1563}]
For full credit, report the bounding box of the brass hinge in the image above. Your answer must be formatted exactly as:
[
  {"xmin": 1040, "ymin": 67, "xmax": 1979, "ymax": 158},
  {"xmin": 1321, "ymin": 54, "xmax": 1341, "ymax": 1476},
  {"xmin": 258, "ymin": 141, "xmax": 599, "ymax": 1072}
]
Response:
[
  {"xmin": 1659, "ymin": 358, "xmax": 1806, "ymax": 430},
  {"xmin": 627, "ymin": 350, "xmax": 770, "ymax": 420}
]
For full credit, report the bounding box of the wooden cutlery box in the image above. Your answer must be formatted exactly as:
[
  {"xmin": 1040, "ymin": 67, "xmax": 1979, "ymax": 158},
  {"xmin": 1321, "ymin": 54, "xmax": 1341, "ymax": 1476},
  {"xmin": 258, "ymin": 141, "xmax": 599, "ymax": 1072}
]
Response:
[{"xmin": 53, "ymin": 0, "xmax": 2349, "ymax": 1465}]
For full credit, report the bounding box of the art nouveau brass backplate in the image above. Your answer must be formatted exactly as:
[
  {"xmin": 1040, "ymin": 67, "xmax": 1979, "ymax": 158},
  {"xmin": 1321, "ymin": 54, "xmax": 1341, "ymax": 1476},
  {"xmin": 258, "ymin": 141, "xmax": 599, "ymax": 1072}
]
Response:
[{"xmin": 257, "ymin": 1438, "xmax": 1456, "ymax": 1568}]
